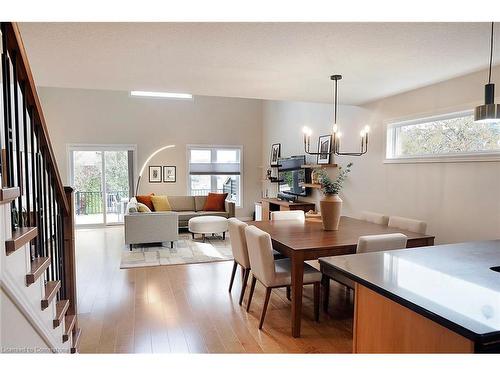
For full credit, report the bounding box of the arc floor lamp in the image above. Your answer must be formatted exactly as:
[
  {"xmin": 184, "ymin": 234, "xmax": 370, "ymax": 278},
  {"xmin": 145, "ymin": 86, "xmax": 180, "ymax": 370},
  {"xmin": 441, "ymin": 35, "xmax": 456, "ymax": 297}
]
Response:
[{"xmin": 135, "ymin": 144, "xmax": 176, "ymax": 195}]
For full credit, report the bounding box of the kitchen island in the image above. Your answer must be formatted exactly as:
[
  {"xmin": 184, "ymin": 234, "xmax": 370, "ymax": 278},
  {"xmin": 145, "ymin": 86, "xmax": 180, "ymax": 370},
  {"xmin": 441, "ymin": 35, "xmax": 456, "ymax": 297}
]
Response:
[{"xmin": 319, "ymin": 240, "xmax": 500, "ymax": 353}]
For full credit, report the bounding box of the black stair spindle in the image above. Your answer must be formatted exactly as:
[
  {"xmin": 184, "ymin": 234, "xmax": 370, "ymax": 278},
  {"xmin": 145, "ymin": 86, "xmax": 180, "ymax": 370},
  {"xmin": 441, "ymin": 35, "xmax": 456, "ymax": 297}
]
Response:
[
  {"xmin": 29, "ymin": 107, "xmax": 40, "ymax": 258},
  {"xmin": 20, "ymin": 80, "xmax": 34, "ymax": 260},
  {"xmin": 53, "ymin": 199, "xmax": 60, "ymax": 284},
  {"xmin": 11, "ymin": 50, "xmax": 23, "ymax": 226},
  {"xmin": 21, "ymin": 82, "xmax": 31, "ymax": 227},
  {"xmin": 35, "ymin": 139, "xmax": 44, "ymax": 258},
  {"xmin": 59, "ymin": 206, "xmax": 66, "ymax": 300},
  {"xmin": 50, "ymin": 181, "xmax": 56, "ymax": 282},
  {"xmin": 41, "ymin": 154, "xmax": 49, "ymax": 278},
  {"xmin": 1, "ymin": 23, "xmax": 13, "ymax": 187}
]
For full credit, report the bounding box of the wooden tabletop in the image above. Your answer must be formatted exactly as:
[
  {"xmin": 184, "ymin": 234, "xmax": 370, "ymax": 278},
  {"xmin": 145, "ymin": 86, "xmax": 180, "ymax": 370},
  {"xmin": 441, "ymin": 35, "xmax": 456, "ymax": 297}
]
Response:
[
  {"xmin": 245, "ymin": 216, "xmax": 435, "ymax": 338},
  {"xmin": 247, "ymin": 216, "xmax": 435, "ymax": 254}
]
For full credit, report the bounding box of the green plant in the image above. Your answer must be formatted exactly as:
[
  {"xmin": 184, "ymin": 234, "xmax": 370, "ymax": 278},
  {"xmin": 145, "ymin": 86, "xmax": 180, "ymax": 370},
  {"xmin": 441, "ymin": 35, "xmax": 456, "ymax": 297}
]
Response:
[{"xmin": 317, "ymin": 162, "xmax": 353, "ymax": 195}]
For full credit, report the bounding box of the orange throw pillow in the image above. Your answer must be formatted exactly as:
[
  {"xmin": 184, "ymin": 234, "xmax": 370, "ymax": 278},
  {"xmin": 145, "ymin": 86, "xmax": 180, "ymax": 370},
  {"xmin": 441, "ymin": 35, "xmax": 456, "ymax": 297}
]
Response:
[
  {"xmin": 136, "ymin": 193, "xmax": 155, "ymax": 211},
  {"xmin": 203, "ymin": 192, "xmax": 228, "ymax": 212}
]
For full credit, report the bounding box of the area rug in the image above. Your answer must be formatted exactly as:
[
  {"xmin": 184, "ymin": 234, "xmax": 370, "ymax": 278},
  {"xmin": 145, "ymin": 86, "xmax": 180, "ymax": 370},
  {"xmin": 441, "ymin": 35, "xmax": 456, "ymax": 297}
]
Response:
[{"xmin": 120, "ymin": 232, "xmax": 233, "ymax": 268}]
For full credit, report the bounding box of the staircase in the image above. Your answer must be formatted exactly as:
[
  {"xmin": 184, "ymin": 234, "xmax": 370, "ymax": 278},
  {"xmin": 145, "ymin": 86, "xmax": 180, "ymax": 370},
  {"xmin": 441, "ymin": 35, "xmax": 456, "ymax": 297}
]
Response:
[{"xmin": 0, "ymin": 23, "xmax": 80, "ymax": 353}]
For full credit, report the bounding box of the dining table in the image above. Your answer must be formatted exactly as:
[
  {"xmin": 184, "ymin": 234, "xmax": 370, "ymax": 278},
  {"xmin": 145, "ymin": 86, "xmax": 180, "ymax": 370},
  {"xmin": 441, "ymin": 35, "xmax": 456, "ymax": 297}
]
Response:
[{"xmin": 246, "ymin": 216, "xmax": 435, "ymax": 338}]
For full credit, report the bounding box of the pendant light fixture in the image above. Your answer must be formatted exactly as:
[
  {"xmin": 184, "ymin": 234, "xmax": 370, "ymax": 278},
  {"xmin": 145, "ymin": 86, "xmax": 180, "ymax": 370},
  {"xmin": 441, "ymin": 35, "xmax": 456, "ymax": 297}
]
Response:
[
  {"xmin": 474, "ymin": 22, "xmax": 500, "ymax": 123},
  {"xmin": 302, "ymin": 75, "xmax": 369, "ymax": 156}
]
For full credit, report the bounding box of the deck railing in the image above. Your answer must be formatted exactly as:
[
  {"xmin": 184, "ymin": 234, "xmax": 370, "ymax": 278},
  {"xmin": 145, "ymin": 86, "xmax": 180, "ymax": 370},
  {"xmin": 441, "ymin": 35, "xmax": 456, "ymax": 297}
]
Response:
[{"xmin": 75, "ymin": 190, "xmax": 128, "ymax": 215}]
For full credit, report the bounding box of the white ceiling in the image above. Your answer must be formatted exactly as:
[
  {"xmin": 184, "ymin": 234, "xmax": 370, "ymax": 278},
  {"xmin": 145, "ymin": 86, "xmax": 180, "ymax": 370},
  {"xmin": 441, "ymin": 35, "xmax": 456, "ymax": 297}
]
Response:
[{"xmin": 19, "ymin": 22, "xmax": 499, "ymax": 105}]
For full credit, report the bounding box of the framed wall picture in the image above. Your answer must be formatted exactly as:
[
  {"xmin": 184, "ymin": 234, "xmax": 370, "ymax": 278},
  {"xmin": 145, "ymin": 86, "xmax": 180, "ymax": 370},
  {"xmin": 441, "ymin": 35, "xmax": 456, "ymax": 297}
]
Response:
[
  {"xmin": 149, "ymin": 166, "xmax": 162, "ymax": 183},
  {"xmin": 317, "ymin": 135, "xmax": 332, "ymax": 164},
  {"xmin": 270, "ymin": 143, "xmax": 281, "ymax": 166},
  {"xmin": 163, "ymin": 166, "xmax": 176, "ymax": 183}
]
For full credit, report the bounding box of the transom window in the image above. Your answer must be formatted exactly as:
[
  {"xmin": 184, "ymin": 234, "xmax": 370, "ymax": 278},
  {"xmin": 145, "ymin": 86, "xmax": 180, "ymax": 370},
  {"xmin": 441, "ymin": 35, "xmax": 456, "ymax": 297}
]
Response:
[
  {"xmin": 187, "ymin": 145, "xmax": 242, "ymax": 206},
  {"xmin": 386, "ymin": 111, "xmax": 500, "ymax": 161}
]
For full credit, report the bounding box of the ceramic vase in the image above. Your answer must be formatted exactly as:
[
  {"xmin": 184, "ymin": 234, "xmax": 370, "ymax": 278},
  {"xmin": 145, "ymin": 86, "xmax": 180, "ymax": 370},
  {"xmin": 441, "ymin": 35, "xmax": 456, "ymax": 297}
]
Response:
[{"xmin": 320, "ymin": 194, "xmax": 342, "ymax": 231}]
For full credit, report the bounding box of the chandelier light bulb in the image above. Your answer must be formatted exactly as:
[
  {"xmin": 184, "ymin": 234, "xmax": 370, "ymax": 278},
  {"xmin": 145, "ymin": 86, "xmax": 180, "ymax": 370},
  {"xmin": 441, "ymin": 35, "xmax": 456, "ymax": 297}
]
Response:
[
  {"xmin": 332, "ymin": 123, "xmax": 338, "ymax": 133},
  {"xmin": 364, "ymin": 125, "xmax": 370, "ymax": 133}
]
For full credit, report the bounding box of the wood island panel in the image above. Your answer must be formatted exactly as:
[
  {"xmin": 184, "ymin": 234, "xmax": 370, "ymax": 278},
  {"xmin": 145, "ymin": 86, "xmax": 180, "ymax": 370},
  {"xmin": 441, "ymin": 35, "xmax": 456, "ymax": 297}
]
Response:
[{"xmin": 353, "ymin": 284, "xmax": 474, "ymax": 353}]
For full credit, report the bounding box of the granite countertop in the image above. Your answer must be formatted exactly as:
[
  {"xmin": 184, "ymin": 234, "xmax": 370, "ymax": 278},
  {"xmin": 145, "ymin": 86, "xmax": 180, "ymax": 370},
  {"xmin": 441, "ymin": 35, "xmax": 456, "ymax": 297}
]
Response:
[{"xmin": 319, "ymin": 240, "xmax": 500, "ymax": 344}]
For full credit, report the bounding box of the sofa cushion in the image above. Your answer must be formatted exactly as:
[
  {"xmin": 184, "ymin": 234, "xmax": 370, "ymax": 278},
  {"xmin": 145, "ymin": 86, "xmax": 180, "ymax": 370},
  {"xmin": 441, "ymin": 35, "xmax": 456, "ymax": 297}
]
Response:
[
  {"xmin": 203, "ymin": 192, "xmax": 228, "ymax": 211},
  {"xmin": 137, "ymin": 202, "xmax": 151, "ymax": 212},
  {"xmin": 194, "ymin": 196, "xmax": 207, "ymax": 211},
  {"xmin": 151, "ymin": 195, "xmax": 172, "ymax": 211},
  {"xmin": 168, "ymin": 196, "xmax": 196, "ymax": 211},
  {"xmin": 127, "ymin": 198, "xmax": 138, "ymax": 213},
  {"xmin": 136, "ymin": 193, "xmax": 155, "ymax": 211}
]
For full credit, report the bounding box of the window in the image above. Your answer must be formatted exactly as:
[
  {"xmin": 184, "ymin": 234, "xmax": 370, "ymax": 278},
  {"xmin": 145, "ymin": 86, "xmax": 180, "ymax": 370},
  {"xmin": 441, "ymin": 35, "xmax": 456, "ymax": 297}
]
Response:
[
  {"xmin": 386, "ymin": 111, "xmax": 500, "ymax": 162},
  {"xmin": 187, "ymin": 146, "xmax": 242, "ymax": 206}
]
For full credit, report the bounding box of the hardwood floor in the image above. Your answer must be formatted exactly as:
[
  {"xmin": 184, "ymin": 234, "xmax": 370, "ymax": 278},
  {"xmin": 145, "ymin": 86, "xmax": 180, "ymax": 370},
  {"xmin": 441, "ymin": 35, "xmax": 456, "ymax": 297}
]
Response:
[{"xmin": 75, "ymin": 227, "xmax": 354, "ymax": 353}]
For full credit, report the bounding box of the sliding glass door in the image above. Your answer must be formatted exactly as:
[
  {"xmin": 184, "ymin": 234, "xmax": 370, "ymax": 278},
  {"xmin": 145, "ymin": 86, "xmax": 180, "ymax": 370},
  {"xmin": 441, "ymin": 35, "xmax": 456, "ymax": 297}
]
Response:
[{"xmin": 69, "ymin": 145, "xmax": 135, "ymax": 226}]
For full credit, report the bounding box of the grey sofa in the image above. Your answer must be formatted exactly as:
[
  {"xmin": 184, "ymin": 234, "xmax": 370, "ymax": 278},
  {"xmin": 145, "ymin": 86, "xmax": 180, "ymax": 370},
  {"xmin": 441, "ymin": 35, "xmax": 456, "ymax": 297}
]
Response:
[
  {"xmin": 124, "ymin": 195, "xmax": 236, "ymax": 249},
  {"xmin": 166, "ymin": 195, "xmax": 236, "ymax": 228}
]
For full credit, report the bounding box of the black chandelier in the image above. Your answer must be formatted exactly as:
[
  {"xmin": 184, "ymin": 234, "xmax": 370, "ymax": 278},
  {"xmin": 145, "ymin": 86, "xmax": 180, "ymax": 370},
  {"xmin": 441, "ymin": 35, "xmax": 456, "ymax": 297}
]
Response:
[{"xmin": 303, "ymin": 75, "xmax": 369, "ymax": 157}]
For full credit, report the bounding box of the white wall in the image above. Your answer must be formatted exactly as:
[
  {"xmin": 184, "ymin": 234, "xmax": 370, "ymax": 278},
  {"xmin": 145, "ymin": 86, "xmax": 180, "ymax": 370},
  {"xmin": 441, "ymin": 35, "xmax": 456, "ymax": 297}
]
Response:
[
  {"xmin": 262, "ymin": 67, "xmax": 500, "ymax": 244},
  {"xmin": 38, "ymin": 88, "xmax": 263, "ymax": 217},
  {"xmin": 261, "ymin": 100, "xmax": 371, "ymax": 213},
  {"xmin": 0, "ymin": 289, "xmax": 50, "ymax": 353},
  {"xmin": 38, "ymin": 67, "xmax": 500, "ymax": 241}
]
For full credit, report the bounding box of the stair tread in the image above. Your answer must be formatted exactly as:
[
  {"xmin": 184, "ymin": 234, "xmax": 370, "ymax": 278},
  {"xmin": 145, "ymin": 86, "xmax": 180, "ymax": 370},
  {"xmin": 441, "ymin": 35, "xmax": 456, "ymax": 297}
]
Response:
[
  {"xmin": 26, "ymin": 256, "xmax": 50, "ymax": 285},
  {"xmin": 53, "ymin": 299, "xmax": 69, "ymax": 328},
  {"xmin": 6, "ymin": 226, "xmax": 38, "ymax": 256},
  {"xmin": 0, "ymin": 187, "xmax": 20, "ymax": 204},
  {"xmin": 63, "ymin": 314, "xmax": 76, "ymax": 342},
  {"xmin": 41, "ymin": 281, "xmax": 61, "ymax": 310},
  {"xmin": 71, "ymin": 328, "xmax": 82, "ymax": 353}
]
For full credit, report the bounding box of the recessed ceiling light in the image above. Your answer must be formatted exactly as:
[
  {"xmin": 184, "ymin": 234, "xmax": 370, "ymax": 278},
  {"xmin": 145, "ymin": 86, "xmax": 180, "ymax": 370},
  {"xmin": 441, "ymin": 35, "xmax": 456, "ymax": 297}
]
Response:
[{"xmin": 130, "ymin": 90, "xmax": 192, "ymax": 99}]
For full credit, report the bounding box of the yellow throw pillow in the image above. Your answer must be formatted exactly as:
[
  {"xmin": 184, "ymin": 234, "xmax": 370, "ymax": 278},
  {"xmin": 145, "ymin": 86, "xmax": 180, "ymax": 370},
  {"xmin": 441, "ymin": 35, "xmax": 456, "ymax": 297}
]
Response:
[
  {"xmin": 151, "ymin": 195, "xmax": 172, "ymax": 211},
  {"xmin": 137, "ymin": 202, "xmax": 151, "ymax": 213}
]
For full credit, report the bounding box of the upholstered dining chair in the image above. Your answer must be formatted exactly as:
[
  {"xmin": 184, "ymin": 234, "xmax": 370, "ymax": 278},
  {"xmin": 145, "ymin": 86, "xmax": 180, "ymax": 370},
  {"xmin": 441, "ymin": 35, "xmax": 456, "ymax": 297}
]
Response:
[
  {"xmin": 244, "ymin": 225, "xmax": 322, "ymax": 329},
  {"xmin": 270, "ymin": 210, "xmax": 305, "ymax": 222},
  {"xmin": 388, "ymin": 215, "xmax": 427, "ymax": 234},
  {"xmin": 270, "ymin": 209, "xmax": 304, "ymax": 301},
  {"xmin": 227, "ymin": 218, "xmax": 288, "ymax": 306},
  {"xmin": 227, "ymin": 218, "xmax": 252, "ymax": 305},
  {"xmin": 359, "ymin": 210, "xmax": 389, "ymax": 225},
  {"xmin": 321, "ymin": 233, "xmax": 408, "ymax": 312}
]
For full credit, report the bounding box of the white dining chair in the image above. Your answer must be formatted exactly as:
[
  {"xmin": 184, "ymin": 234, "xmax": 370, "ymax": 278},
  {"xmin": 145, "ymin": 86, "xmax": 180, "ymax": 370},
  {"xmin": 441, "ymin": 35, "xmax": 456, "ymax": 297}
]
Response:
[
  {"xmin": 227, "ymin": 218, "xmax": 290, "ymax": 306},
  {"xmin": 321, "ymin": 233, "xmax": 408, "ymax": 312},
  {"xmin": 270, "ymin": 210, "xmax": 305, "ymax": 222},
  {"xmin": 388, "ymin": 215, "xmax": 427, "ymax": 234},
  {"xmin": 227, "ymin": 218, "xmax": 252, "ymax": 305},
  {"xmin": 269, "ymin": 210, "xmax": 306, "ymax": 299},
  {"xmin": 359, "ymin": 210, "xmax": 389, "ymax": 225},
  {"xmin": 244, "ymin": 225, "xmax": 322, "ymax": 329},
  {"xmin": 356, "ymin": 233, "xmax": 408, "ymax": 253}
]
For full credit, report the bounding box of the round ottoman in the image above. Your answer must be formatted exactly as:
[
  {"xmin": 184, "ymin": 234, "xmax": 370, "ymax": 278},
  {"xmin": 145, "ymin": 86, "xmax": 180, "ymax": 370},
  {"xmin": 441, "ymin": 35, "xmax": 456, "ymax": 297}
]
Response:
[{"xmin": 188, "ymin": 216, "xmax": 228, "ymax": 241}]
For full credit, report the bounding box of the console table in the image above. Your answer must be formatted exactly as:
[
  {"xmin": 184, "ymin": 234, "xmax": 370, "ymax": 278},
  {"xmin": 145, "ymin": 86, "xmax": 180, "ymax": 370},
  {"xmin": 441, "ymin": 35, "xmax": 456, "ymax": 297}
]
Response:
[{"xmin": 260, "ymin": 198, "xmax": 315, "ymax": 221}]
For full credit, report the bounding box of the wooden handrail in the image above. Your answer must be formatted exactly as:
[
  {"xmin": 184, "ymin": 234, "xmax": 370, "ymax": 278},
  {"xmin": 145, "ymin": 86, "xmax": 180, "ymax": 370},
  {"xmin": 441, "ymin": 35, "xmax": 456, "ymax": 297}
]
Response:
[{"xmin": 2, "ymin": 22, "xmax": 69, "ymax": 215}]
